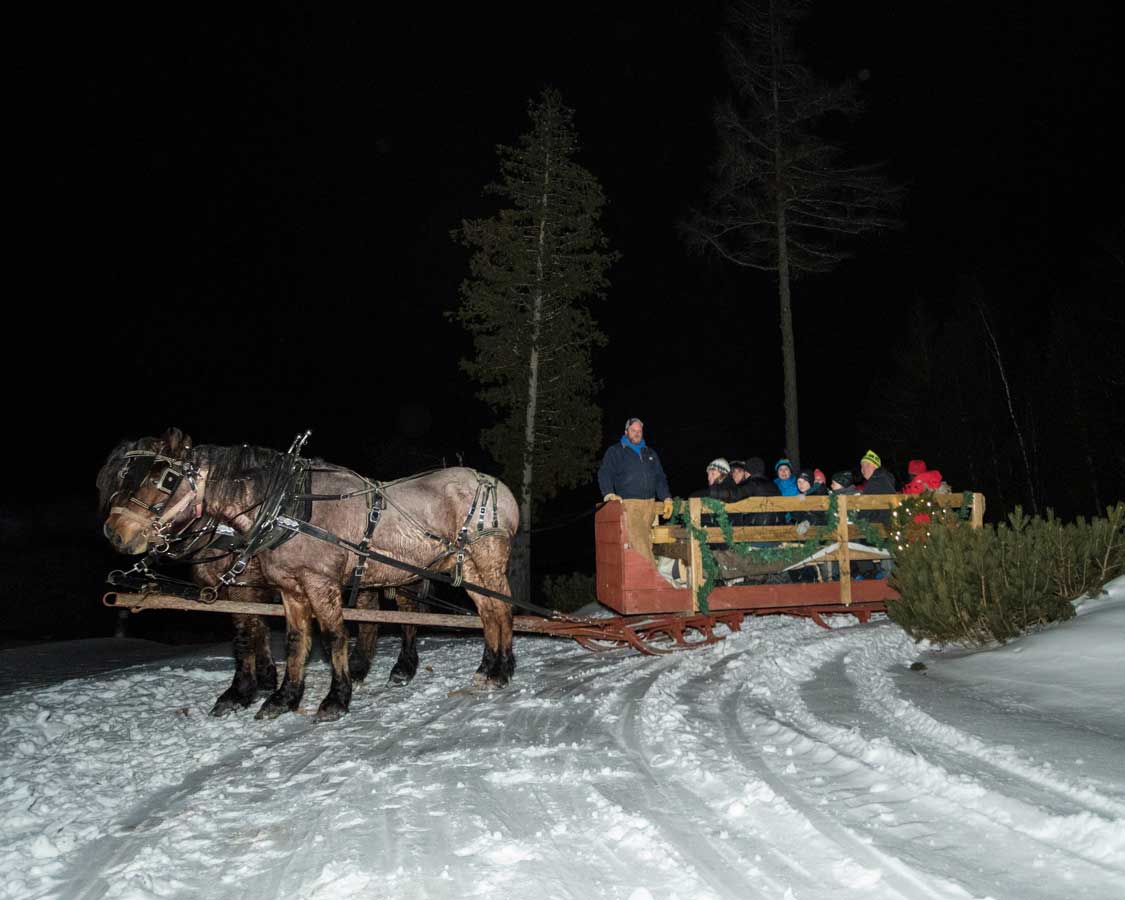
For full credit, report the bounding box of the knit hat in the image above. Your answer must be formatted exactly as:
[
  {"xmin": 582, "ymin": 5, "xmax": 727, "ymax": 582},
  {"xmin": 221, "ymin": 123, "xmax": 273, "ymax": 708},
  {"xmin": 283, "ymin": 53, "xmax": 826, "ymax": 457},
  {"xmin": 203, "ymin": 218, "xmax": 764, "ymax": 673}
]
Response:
[
  {"xmin": 796, "ymin": 469, "xmax": 814, "ymax": 486},
  {"xmin": 907, "ymin": 459, "xmax": 927, "ymax": 476},
  {"xmin": 813, "ymin": 469, "xmax": 827, "ymax": 484},
  {"xmin": 860, "ymin": 450, "xmax": 881, "ymax": 469},
  {"xmin": 831, "ymin": 470, "xmax": 854, "ymax": 489},
  {"xmin": 706, "ymin": 458, "xmax": 731, "ymax": 475},
  {"xmin": 745, "ymin": 456, "xmax": 766, "ymax": 477},
  {"xmin": 729, "ymin": 459, "xmax": 748, "ymax": 472},
  {"xmin": 775, "ymin": 458, "xmax": 793, "ymax": 474}
]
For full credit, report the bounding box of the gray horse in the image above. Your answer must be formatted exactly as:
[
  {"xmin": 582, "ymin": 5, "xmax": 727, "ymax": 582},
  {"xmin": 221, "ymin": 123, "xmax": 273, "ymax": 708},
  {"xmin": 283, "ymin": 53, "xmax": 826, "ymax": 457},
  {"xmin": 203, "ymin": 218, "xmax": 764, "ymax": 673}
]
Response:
[
  {"xmin": 101, "ymin": 431, "xmax": 519, "ymax": 721},
  {"xmin": 97, "ymin": 430, "xmax": 422, "ymax": 715}
]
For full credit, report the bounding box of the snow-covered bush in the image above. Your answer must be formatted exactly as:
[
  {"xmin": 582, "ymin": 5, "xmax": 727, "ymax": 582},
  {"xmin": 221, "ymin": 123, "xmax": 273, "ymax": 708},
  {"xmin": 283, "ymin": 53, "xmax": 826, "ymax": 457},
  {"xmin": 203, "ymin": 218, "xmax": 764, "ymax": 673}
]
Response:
[{"xmin": 887, "ymin": 502, "xmax": 1124, "ymax": 644}]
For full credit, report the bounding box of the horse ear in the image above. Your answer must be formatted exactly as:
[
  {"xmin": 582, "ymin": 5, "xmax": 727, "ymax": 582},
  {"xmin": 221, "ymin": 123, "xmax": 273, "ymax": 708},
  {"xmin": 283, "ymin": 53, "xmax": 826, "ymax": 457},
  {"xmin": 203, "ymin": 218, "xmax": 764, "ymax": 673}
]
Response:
[{"xmin": 162, "ymin": 427, "xmax": 193, "ymax": 456}]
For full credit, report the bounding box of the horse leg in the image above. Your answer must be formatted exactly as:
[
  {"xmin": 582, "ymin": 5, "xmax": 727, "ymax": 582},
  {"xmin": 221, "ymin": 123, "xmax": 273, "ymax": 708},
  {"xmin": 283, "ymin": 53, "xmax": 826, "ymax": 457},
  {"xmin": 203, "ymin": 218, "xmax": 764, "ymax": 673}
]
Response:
[
  {"xmin": 256, "ymin": 595, "xmax": 311, "ymax": 720},
  {"xmin": 304, "ymin": 577, "xmax": 352, "ymax": 722},
  {"xmin": 465, "ymin": 562, "xmax": 515, "ymax": 690},
  {"xmin": 252, "ymin": 614, "xmax": 278, "ymax": 692},
  {"xmin": 211, "ymin": 612, "xmax": 272, "ymax": 716},
  {"xmin": 388, "ymin": 587, "xmax": 419, "ymax": 686},
  {"xmin": 348, "ymin": 589, "xmax": 379, "ymax": 684}
]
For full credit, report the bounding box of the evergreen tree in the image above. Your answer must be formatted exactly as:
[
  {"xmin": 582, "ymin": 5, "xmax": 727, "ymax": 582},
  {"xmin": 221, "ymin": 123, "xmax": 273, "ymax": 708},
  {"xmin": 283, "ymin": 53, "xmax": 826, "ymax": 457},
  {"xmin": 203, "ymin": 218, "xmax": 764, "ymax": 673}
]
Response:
[
  {"xmin": 685, "ymin": 0, "xmax": 900, "ymax": 467},
  {"xmin": 454, "ymin": 88, "xmax": 615, "ymax": 603}
]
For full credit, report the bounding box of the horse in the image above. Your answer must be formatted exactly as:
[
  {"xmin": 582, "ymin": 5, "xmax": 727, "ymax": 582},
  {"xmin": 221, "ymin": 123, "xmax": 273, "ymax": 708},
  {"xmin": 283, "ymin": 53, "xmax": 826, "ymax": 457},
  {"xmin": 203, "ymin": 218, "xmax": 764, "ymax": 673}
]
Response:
[
  {"xmin": 101, "ymin": 432, "xmax": 519, "ymax": 721},
  {"xmin": 96, "ymin": 429, "xmax": 423, "ymax": 715}
]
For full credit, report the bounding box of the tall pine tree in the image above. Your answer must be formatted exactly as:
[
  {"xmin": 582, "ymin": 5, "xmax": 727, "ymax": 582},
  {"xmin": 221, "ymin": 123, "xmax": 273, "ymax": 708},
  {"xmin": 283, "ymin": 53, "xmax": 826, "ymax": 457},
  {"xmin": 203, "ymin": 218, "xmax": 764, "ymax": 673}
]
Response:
[
  {"xmin": 685, "ymin": 0, "xmax": 900, "ymax": 467},
  {"xmin": 454, "ymin": 88, "xmax": 615, "ymax": 602}
]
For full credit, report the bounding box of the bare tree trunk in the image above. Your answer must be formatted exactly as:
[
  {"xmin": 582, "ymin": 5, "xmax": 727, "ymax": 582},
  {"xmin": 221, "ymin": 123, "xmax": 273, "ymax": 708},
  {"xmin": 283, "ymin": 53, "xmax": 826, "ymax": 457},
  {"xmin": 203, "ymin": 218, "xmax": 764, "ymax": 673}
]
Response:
[
  {"xmin": 770, "ymin": 0, "xmax": 800, "ymax": 467},
  {"xmin": 979, "ymin": 303, "xmax": 1038, "ymax": 514},
  {"xmin": 777, "ymin": 206, "xmax": 800, "ymax": 467}
]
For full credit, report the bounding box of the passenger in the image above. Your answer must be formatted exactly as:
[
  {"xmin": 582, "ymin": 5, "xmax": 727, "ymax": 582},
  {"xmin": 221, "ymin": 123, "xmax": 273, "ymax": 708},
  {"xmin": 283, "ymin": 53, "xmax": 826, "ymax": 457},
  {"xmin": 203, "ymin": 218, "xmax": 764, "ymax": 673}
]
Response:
[
  {"xmin": 858, "ymin": 450, "xmax": 896, "ymax": 520},
  {"xmin": 598, "ymin": 417, "xmax": 674, "ymax": 564},
  {"xmin": 729, "ymin": 460, "xmax": 751, "ymax": 485},
  {"xmin": 794, "ymin": 469, "xmax": 829, "ymax": 529},
  {"xmin": 857, "ymin": 449, "xmax": 896, "ymax": 579},
  {"xmin": 716, "ymin": 458, "xmax": 751, "ymax": 525},
  {"xmin": 901, "ymin": 458, "xmax": 945, "ymax": 495},
  {"xmin": 709, "ymin": 456, "xmax": 782, "ymax": 527},
  {"xmin": 813, "ymin": 469, "xmax": 827, "ymax": 488},
  {"xmin": 830, "ymin": 470, "xmax": 858, "ymax": 495},
  {"xmin": 691, "ymin": 458, "xmax": 732, "ymax": 500},
  {"xmin": 773, "ymin": 458, "xmax": 799, "ymax": 496}
]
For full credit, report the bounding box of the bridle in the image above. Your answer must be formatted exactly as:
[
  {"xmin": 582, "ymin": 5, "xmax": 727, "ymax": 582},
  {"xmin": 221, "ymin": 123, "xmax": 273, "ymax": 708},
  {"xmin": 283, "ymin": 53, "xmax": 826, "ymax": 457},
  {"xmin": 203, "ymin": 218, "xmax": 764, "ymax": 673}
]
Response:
[{"xmin": 108, "ymin": 449, "xmax": 203, "ymax": 554}]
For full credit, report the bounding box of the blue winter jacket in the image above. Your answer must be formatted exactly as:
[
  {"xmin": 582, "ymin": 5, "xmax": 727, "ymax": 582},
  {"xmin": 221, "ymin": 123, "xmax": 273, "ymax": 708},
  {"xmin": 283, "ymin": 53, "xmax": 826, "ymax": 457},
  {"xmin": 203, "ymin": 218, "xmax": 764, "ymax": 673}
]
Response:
[{"xmin": 598, "ymin": 439, "xmax": 671, "ymax": 500}]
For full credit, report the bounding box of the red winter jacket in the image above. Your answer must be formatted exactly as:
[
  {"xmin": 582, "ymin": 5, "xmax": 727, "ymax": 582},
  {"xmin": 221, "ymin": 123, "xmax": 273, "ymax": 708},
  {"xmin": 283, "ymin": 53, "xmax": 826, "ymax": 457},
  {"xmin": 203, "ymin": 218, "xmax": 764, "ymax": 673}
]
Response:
[{"xmin": 902, "ymin": 469, "xmax": 943, "ymax": 495}]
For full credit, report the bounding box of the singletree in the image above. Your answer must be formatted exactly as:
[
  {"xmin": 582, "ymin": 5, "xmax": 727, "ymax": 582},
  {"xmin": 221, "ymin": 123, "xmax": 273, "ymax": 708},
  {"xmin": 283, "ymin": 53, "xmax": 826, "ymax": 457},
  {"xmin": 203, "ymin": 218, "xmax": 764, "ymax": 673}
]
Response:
[
  {"xmin": 685, "ymin": 0, "xmax": 900, "ymax": 466},
  {"xmin": 454, "ymin": 88, "xmax": 616, "ymax": 602}
]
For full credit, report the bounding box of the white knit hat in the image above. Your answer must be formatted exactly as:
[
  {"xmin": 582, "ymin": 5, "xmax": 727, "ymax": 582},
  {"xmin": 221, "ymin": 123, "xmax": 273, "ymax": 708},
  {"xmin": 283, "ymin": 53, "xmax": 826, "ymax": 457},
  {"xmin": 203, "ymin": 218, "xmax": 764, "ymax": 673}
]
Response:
[{"xmin": 706, "ymin": 457, "xmax": 731, "ymax": 475}]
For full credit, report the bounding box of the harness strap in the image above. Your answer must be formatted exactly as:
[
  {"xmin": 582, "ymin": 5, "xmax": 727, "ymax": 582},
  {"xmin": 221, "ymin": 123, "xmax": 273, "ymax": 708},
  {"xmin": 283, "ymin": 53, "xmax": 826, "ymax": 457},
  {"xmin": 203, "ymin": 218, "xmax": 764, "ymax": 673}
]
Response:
[
  {"xmin": 344, "ymin": 486, "xmax": 384, "ymax": 609},
  {"xmin": 274, "ymin": 515, "xmax": 514, "ymax": 604}
]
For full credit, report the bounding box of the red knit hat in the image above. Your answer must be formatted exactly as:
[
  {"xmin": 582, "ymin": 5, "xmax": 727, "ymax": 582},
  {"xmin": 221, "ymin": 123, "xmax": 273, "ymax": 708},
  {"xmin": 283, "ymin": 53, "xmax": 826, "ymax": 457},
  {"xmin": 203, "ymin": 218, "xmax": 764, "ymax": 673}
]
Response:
[{"xmin": 907, "ymin": 459, "xmax": 927, "ymax": 476}]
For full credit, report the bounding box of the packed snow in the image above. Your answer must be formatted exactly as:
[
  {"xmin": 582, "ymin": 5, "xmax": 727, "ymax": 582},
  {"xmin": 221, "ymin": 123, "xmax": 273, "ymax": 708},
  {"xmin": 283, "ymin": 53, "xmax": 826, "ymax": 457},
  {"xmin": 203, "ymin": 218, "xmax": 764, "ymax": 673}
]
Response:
[{"xmin": 2, "ymin": 580, "xmax": 1123, "ymax": 899}]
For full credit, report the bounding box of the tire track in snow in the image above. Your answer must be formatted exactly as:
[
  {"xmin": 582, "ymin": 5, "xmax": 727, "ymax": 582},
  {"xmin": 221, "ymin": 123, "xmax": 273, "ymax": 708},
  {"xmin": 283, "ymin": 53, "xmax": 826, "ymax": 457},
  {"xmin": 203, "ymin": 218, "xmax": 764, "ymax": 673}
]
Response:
[
  {"xmin": 605, "ymin": 653, "xmax": 822, "ymax": 899},
  {"xmin": 725, "ymin": 619, "xmax": 1125, "ymax": 895},
  {"xmin": 836, "ymin": 631, "xmax": 1125, "ymax": 821}
]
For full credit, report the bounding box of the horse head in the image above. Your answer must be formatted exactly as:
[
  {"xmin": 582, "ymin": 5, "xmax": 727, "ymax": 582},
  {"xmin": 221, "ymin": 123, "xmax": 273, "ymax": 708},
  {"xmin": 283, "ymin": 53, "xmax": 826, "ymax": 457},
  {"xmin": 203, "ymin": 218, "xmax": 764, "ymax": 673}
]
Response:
[{"xmin": 100, "ymin": 427, "xmax": 204, "ymax": 555}]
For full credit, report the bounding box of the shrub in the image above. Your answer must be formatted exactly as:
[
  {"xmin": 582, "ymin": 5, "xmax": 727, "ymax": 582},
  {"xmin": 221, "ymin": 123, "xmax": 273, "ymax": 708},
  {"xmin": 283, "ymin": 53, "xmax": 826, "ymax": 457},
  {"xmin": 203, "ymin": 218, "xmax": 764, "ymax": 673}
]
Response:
[
  {"xmin": 887, "ymin": 502, "xmax": 1124, "ymax": 645},
  {"xmin": 540, "ymin": 571, "xmax": 598, "ymax": 614}
]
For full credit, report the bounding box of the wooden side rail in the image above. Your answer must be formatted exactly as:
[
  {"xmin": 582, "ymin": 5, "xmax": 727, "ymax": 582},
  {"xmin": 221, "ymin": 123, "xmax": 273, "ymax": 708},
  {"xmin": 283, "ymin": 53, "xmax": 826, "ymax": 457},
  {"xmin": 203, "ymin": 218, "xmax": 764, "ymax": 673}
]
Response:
[
  {"xmin": 594, "ymin": 493, "xmax": 986, "ymax": 616},
  {"xmin": 669, "ymin": 492, "xmax": 985, "ymax": 612}
]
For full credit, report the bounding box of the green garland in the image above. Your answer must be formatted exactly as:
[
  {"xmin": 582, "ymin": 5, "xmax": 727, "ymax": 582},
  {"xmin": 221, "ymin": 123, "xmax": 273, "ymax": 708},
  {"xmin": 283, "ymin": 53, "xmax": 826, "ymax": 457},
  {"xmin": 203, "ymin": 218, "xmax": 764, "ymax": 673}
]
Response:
[{"xmin": 671, "ymin": 494, "xmax": 890, "ymax": 610}]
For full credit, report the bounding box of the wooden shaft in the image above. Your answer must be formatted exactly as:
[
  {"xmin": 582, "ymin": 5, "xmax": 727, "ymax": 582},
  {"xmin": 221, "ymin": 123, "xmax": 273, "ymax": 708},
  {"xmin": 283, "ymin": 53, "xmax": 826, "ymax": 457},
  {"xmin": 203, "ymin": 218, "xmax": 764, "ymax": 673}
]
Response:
[{"xmin": 103, "ymin": 592, "xmax": 558, "ymax": 634}]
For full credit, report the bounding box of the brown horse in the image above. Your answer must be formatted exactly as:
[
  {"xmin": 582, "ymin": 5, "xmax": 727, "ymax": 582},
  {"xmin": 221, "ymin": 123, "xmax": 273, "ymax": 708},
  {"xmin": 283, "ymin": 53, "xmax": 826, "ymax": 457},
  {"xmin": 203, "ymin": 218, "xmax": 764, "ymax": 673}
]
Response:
[
  {"xmin": 101, "ymin": 432, "xmax": 519, "ymax": 721},
  {"xmin": 97, "ymin": 430, "xmax": 422, "ymax": 715}
]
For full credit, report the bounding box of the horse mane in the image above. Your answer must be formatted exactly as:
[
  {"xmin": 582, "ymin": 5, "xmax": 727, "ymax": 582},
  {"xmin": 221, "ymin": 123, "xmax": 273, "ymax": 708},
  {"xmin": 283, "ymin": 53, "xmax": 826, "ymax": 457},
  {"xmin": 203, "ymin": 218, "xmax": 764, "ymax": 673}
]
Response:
[
  {"xmin": 197, "ymin": 444, "xmax": 333, "ymax": 511},
  {"xmin": 95, "ymin": 436, "xmax": 155, "ymax": 516}
]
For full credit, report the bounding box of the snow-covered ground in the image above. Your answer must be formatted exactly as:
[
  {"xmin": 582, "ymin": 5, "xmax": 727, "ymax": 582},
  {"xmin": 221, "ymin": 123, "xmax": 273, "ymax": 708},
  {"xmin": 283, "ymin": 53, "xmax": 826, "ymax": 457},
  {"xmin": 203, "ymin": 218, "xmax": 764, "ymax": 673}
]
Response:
[{"xmin": 3, "ymin": 582, "xmax": 1123, "ymax": 900}]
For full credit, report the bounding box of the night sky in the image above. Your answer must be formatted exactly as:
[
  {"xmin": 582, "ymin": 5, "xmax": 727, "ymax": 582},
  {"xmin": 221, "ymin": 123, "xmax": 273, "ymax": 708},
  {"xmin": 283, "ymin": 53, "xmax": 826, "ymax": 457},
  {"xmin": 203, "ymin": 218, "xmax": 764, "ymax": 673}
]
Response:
[{"xmin": 6, "ymin": 2, "xmax": 1123, "ymax": 635}]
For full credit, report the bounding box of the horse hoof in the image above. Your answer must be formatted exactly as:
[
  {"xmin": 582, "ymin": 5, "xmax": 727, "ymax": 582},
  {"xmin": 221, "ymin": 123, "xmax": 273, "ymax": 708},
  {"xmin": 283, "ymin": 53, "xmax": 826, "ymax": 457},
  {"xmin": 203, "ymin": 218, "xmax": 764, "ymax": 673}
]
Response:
[
  {"xmin": 348, "ymin": 663, "xmax": 371, "ymax": 683},
  {"xmin": 471, "ymin": 671, "xmax": 488, "ymax": 688},
  {"xmin": 211, "ymin": 687, "xmax": 254, "ymax": 716},
  {"xmin": 254, "ymin": 695, "xmax": 293, "ymax": 720},
  {"xmin": 388, "ymin": 666, "xmax": 415, "ymax": 686},
  {"xmin": 210, "ymin": 698, "xmax": 246, "ymax": 717},
  {"xmin": 483, "ymin": 675, "xmax": 510, "ymax": 691},
  {"xmin": 315, "ymin": 701, "xmax": 348, "ymax": 722}
]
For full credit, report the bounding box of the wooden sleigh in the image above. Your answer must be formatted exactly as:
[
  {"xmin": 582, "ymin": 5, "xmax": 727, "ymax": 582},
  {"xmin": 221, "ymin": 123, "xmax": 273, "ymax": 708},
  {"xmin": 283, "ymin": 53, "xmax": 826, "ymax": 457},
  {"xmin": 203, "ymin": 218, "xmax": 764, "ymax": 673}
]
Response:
[{"xmin": 595, "ymin": 492, "xmax": 986, "ymax": 628}]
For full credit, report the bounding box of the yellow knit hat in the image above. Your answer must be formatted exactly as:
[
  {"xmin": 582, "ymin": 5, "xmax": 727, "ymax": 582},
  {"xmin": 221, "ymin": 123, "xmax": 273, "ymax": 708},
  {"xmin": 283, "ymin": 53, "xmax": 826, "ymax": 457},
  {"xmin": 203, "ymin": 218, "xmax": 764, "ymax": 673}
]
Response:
[{"xmin": 861, "ymin": 449, "xmax": 881, "ymax": 468}]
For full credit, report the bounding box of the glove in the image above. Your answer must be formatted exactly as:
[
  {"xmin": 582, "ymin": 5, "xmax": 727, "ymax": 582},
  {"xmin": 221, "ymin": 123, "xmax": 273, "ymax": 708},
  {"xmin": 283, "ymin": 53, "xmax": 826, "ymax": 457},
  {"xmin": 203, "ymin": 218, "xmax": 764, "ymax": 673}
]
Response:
[
  {"xmin": 662, "ymin": 498, "xmax": 675, "ymax": 519},
  {"xmin": 603, "ymin": 493, "xmax": 622, "ymax": 502},
  {"xmin": 795, "ymin": 520, "xmax": 811, "ymax": 537}
]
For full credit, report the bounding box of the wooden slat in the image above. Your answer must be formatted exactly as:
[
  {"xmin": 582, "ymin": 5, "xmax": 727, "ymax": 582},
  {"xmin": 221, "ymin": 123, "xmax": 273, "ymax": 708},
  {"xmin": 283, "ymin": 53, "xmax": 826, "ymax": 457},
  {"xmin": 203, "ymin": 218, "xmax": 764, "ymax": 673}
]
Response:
[
  {"xmin": 688, "ymin": 497, "xmax": 703, "ymax": 613},
  {"xmin": 837, "ymin": 495, "xmax": 852, "ymax": 607},
  {"xmin": 651, "ymin": 524, "xmax": 887, "ymax": 544},
  {"xmin": 718, "ymin": 492, "xmax": 968, "ymax": 514},
  {"xmin": 971, "ymin": 492, "xmax": 986, "ymax": 529}
]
